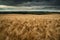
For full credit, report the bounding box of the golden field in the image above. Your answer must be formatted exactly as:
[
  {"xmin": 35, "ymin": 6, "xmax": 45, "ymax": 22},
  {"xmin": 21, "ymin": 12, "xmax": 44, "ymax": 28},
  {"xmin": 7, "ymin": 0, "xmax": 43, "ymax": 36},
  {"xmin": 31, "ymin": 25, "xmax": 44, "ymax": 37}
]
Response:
[{"xmin": 0, "ymin": 14, "xmax": 60, "ymax": 40}]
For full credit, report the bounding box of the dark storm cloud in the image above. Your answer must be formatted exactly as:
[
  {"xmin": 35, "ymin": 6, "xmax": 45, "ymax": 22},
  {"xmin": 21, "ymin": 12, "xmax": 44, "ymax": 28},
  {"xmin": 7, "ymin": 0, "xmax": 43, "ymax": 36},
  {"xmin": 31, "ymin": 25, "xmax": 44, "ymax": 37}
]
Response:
[{"xmin": 0, "ymin": 0, "xmax": 60, "ymax": 6}]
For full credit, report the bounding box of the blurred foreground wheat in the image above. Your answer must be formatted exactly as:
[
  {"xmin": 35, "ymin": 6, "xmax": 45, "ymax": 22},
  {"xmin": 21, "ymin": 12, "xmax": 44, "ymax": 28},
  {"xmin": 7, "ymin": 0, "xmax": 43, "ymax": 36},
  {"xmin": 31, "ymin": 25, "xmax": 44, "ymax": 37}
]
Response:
[{"xmin": 0, "ymin": 14, "xmax": 60, "ymax": 40}]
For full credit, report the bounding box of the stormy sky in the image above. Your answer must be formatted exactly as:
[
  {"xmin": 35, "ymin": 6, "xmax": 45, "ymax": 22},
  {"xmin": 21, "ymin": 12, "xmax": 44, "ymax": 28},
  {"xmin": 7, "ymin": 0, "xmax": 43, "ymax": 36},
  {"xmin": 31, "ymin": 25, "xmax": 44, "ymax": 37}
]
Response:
[
  {"xmin": 0, "ymin": 0, "xmax": 60, "ymax": 6},
  {"xmin": 0, "ymin": 0, "xmax": 60, "ymax": 12}
]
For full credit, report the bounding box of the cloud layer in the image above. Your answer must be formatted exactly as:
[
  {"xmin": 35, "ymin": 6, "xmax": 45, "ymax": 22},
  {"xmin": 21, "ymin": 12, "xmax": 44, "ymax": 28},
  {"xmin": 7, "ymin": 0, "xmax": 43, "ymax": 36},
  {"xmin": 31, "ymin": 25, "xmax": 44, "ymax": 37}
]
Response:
[
  {"xmin": 0, "ymin": 0, "xmax": 60, "ymax": 6},
  {"xmin": 0, "ymin": 0, "xmax": 60, "ymax": 11}
]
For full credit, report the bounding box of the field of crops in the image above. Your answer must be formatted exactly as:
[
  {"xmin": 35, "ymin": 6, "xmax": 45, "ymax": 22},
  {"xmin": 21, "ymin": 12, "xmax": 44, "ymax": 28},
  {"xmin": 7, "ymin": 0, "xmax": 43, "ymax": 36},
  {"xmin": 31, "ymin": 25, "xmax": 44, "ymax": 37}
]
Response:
[{"xmin": 0, "ymin": 14, "xmax": 60, "ymax": 40}]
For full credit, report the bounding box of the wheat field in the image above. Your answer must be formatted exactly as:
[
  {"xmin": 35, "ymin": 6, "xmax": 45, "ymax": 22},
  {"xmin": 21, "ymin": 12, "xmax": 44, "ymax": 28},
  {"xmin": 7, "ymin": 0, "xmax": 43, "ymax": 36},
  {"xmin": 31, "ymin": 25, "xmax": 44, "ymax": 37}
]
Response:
[{"xmin": 0, "ymin": 14, "xmax": 60, "ymax": 40}]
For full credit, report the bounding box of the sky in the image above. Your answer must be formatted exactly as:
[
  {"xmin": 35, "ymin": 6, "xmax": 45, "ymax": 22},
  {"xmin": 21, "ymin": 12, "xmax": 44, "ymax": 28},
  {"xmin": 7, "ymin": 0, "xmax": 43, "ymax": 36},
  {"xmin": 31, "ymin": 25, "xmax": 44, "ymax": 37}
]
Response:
[
  {"xmin": 0, "ymin": 0, "xmax": 60, "ymax": 6},
  {"xmin": 0, "ymin": 0, "xmax": 60, "ymax": 12}
]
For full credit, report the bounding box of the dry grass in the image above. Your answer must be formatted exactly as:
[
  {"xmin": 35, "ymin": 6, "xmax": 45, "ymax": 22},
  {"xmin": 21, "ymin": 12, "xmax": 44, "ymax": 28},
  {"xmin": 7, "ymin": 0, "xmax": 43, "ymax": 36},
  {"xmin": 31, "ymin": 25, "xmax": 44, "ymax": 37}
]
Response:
[{"xmin": 0, "ymin": 14, "xmax": 60, "ymax": 40}]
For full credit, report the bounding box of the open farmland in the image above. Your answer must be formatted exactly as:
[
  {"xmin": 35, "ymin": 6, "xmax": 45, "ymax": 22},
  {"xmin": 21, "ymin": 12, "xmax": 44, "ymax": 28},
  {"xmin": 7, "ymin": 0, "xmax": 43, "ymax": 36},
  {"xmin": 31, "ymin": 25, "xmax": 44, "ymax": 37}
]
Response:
[{"xmin": 0, "ymin": 14, "xmax": 60, "ymax": 40}]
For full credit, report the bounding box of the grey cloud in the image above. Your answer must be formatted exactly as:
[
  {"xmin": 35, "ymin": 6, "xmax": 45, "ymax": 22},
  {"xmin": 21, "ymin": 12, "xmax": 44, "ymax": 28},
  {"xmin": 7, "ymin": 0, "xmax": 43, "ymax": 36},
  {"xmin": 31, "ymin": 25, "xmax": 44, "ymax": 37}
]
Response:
[{"xmin": 0, "ymin": 0, "xmax": 60, "ymax": 6}]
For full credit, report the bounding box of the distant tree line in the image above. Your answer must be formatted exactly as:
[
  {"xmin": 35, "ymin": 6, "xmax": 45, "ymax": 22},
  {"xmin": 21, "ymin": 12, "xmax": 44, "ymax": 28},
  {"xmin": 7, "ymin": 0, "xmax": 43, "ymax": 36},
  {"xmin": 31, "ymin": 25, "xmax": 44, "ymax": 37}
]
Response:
[{"xmin": 0, "ymin": 12, "xmax": 60, "ymax": 15}]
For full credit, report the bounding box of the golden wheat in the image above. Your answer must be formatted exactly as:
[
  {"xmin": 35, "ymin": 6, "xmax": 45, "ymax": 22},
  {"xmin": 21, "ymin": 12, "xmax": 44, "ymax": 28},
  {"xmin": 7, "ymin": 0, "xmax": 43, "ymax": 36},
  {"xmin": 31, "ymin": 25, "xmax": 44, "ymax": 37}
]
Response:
[{"xmin": 0, "ymin": 14, "xmax": 60, "ymax": 40}]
